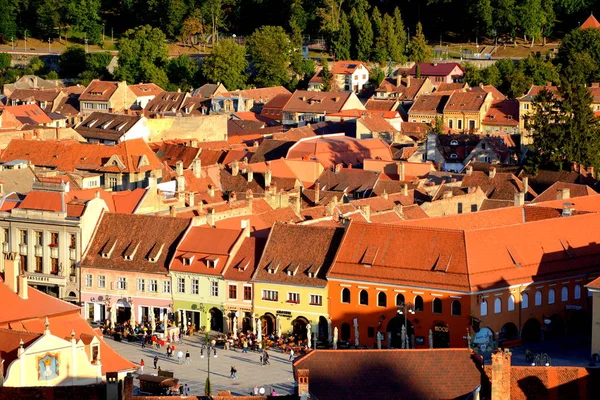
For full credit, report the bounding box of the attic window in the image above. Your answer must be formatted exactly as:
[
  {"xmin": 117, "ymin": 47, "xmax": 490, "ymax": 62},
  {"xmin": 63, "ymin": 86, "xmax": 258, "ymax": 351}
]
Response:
[
  {"xmin": 306, "ymin": 265, "xmax": 321, "ymax": 278},
  {"xmin": 285, "ymin": 264, "xmax": 299, "ymax": 276},
  {"xmin": 100, "ymin": 238, "xmax": 117, "ymax": 259},
  {"xmin": 182, "ymin": 253, "xmax": 195, "ymax": 265},
  {"xmin": 206, "ymin": 255, "xmax": 219, "ymax": 268},
  {"xmin": 267, "ymin": 261, "xmax": 279, "ymax": 274},
  {"xmin": 450, "ymin": 154, "xmax": 458, "ymax": 159},
  {"xmin": 115, "ymin": 122, "xmax": 127, "ymax": 131},
  {"xmin": 147, "ymin": 243, "xmax": 164, "ymax": 262},
  {"xmin": 507, "ymin": 115, "xmax": 513, "ymax": 120},
  {"xmin": 235, "ymin": 261, "xmax": 249, "ymax": 271},
  {"xmin": 450, "ymin": 140, "xmax": 459, "ymax": 146},
  {"xmin": 87, "ymin": 119, "xmax": 99, "ymax": 128},
  {"xmin": 101, "ymin": 120, "xmax": 112, "ymax": 129},
  {"xmin": 361, "ymin": 246, "xmax": 379, "ymax": 266},
  {"xmin": 123, "ymin": 242, "xmax": 140, "ymax": 261}
]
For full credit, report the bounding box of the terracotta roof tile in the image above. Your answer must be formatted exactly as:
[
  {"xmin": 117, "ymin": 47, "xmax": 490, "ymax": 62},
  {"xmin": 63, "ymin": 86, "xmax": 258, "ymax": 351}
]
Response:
[
  {"xmin": 283, "ymin": 90, "xmax": 355, "ymax": 114},
  {"xmin": 76, "ymin": 112, "xmax": 142, "ymax": 141},
  {"xmin": 253, "ymin": 223, "xmax": 344, "ymax": 287},
  {"xmin": 82, "ymin": 213, "xmax": 191, "ymax": 274},
  {"xmin": 155, "ymin": 142, "xmax": 200, "ymax": 169},
  {"xmin": 317, "ymin": 168, "xmax": 380, "ymax": 194},
  {"xmin": 293, "ymin": 349, "xmax": 481, "ymax": 400},
  {"xmin": 408, "ymin": 62, "xmax": 464, "ymax": 77},
  {"xmin": 80, "ymin": 80, "xmax": 120, "ymax": 102},
  {"xmin": 581, "ymin": 14, "xmax": 600, "ymax": 29},
  {"xmin": 128, "ymin": 83, "xmax": 164, "ymax": 97},
  {"xmin": 223, "ymin": 237, "xmax": 266, "ymax": 281},
  {"xmin": 2, "ymin": 104, "xmax": 52, "ymax": 125},
  {"xmin": 223, "ymin": 86, "xmax": 291, "ymax": 104},
  {"xmin": 364, "ymin": 99, "xmax": 398, "ymax": 111},
  {"xmin": 531, "ymin": 181, "xmax": 597, "ymax": 203},
  {"xmin": 357, "ymin": 114, "xmax": 398, "ymax": 133},
  {"xmin": 409, "ymin": 93, "xmax": 449, "ymax": 114},
  {"xmin": 444, "ymin": 91, "xmax": 489, "ymax": 112}
]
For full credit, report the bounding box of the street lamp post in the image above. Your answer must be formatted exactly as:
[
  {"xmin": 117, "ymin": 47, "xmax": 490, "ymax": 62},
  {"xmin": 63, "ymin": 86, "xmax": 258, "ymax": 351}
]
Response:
[
  {"xmin": 200, "ymin": 334, "xmax": 217, "ymax": 394},
  {"xmin": 397, "ymin": 302, "xmax": 415, "ymax": 349},
  {"xmin": 531, "ymin": 353, "xmax": 551, "ymax": 367},
  {"xmin": 24, "ymin": 30, "xmax": 27, "ymax": 51},
  {"xmin": 48, "ymin": 38, "xmax": 51, "ymax": 53}
]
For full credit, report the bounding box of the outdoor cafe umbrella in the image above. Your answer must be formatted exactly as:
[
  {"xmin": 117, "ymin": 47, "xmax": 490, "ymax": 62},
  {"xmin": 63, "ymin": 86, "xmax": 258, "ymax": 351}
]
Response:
[
  {"xmin": 110, "ymin": 304, "xmax": 117, "ymax": 329},
  {"xmin": 163, "ymin": 312, "xmax": 169, "ymax": 333},
  {"xmin": 129, "ymin": 300, "xmax": 136, "ymax": 326},
  {"xmin": 306, "ymin": 323, "xmax": 312, "ymax": 349},
  {"xmin": 256, "ymin": 318, "xmax": 262, "ymax": 342},
  {"xmin": 149, "ymin": 307, "xmax": 156, "ymax": 332}
]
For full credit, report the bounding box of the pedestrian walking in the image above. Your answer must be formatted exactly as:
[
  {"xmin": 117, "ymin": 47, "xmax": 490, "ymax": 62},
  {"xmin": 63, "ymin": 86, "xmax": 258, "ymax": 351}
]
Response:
[
  {"xmin": 177, "ymin": 350, "xmax": 183, "ymax": 364},
  {"xmin": 141, "ymin": 336, "xmax": 145, "ymax": 349},
  {"xmin": 289, "ymin": 348, "xmax": 294, "ymax": 361},
  {"xmin": 264, "ymin": 351, "xmax": 270, "ymax": 365},
  {"xmin": 179, "ymin": 384, "xmax": 184, "ymax": 395},
  {"xmin": 184, "ymin": 384, "xmax": 190, "ymax": 395},
  {"xmin": 230, "ymin": 365, "xmax": 235, "ymax": 378},
  {"xmin": 153, "ymin": 355, "xmax": 158, "ymax": 369},
  {"xmin": 242, "ymin": 340, "xmax": 248, "ymax": 353},
  {"xmin": 139, "ymin": 359, "xmax": 144, "ymax": 373},
  {"xmin": 259, "ymin": 355, "xmax": 263, "ymax": 366},
  {"xmin": 185, "ymin": 350, "xmax": 191, "ymax": 364},
  {"xmin": 166, "ymin": 346, "xmax": 171, "ymax": 358},
  {"xmin": 253, "ymin": 385, "xmax": 259, "ymax": 395},
  {"xmin": 158, "ymin": 366, "xmax": 162, "ymax": 373}
]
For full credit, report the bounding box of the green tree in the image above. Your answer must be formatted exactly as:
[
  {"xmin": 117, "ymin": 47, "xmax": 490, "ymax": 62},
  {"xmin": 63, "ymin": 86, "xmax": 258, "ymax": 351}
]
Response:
[
  {"xmin": 368, "ymin": 66, "xmax": 385, "ymax": 86},
  {"xmin": 166, "ymin": 0, "xmax": 188, "ymax": 38},
  {"xmin": 71, "ymin": 0, "xmax": 103, "ymax": 44},
  {"xmin": 431, "ymin": 116, "xmax": 445, "ymax": 134},
  {"xmin": 167, "ymin": 55, "xmax": 199, "ymax": 91},
  {"xmin": 331, "ymin": 10, "xmax": 351, "ymax": 60},
  {"xmin": 203, "ymin": 38, "xmax": 247, "ymax": 90},
  {"xmin": 524, "ymin": 88, "xmax": 562, "ymax": 170},
  {"xmin": 469, "ymin": 0, "xmax": 493, "ymax": 36},
  {"xmin": 509, "ymin": 70, "xmax": 533, "ymax": 98},
  {"xmin": 181, "ymin": 9, "xmax": 205, "ymax": 47},
  {"xmin": 350, "ymin": 8, "xmax": 373, "ymax": 61},
  {"xmin": 59, "ymin": 45, "xmax": 86, "ymax": 78},
  {"xmin": 114, "ymin": 25, "xmax": 169, "ymax": 88},
  {"xmin": 408, "ymin": 23, "xmax": 431, "ymax": 63},
  {"xmin": 462, "ymin": 62, "xmax": 483, "ymax": 86},
  {"xmin": 320, "ymin": 58, "xmax": 332, "ymax": 91},
  {"xmin": 0, "ymin": 52, "xmax": 11, "ymax": 72},
  {"xmin": 289, "ymin": 0, "xmax": 308, "ymax": 32},
  {"xmin": 392, "ymin": 8, "xmax": 407, "ymax": 57},
  {"xmin": 482, "ymin": 64, "xmax": 502, "ymax": 87},
  {"xmin": 35, "ymin": 0, "xmax": 64, "ymax": 39},
  {"xmin": 494, "ymin": 0, "xmax": 518, "ymax": 41},
  {"xmin": 519, "ymin": 53, "xmax": 559, "ymax": 85},
  {"xmin": 556, "ymin": 24, "xmax": 600, "ymax": 84},
  {"xmin": 317, "ymin": 0, "xmax": 344, "ymax": 45},
  {"xmin": 0, "ymin": 0, "xmax": 19, "ymax": 40},
  {"xmin": 247, "ymin": 25, "xmax": 291, "ymax": 87}
]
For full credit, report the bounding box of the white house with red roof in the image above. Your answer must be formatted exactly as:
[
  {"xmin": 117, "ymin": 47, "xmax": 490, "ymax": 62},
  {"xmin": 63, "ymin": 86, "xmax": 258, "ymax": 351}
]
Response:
[{"xmin": 308, "ymin": 61, "xmax": 370, "ymax": 93}]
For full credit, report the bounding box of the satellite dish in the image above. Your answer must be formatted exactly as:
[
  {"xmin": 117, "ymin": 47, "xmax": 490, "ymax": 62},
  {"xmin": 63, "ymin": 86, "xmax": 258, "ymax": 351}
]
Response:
[
  {"xmin": 544, "ymin": 319, "xmax": 552, "ymax": 325},
  {"xmin": 259, "ymin": 387, "xmax": 265, "ymax": 395}
]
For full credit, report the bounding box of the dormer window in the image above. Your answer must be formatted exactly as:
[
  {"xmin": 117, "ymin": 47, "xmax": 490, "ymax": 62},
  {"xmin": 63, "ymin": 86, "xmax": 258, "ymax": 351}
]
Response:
[
  {"xmin": 100, "ymin": 238, "xmax": 117, "ymax": 259},
  {"xmin": 450, "ymin": 140, "xmax": 459, "ymax": 146},
  {"xmin": 147, "ymin": 243, "xmax": 164, "ymax": 263},
  {"xmin": 267, "ymin": 261, "xmax": 279, "ymax": 274},
  {"xmin": 101, "ymin": 120, "xmax": 112, "ymax": 129},
  {"xmin": 207, "ymin": 257, "xmax": 219, "ymax": 268},
  {"xmin": 361, "ymin": 246, "xmax": 379, "ymax": 267},
  {"xmin": 182, "ymin": 253, "xmax": 195, "ymax": 266},
  {"xmin": 123, "ymin": 242, "xmax": 139, "ymax": 261},
  {"xmin": 450, "ymin": 154, "xmax": 459, "ymax": 159},
  {"xmin": 87, "ymin": 119, "xmax": 99, "ymax": 128}
]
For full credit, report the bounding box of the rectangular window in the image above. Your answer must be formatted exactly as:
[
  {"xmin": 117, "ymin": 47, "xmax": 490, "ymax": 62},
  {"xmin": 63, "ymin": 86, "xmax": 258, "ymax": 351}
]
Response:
[
  {"xmin": 35, "ymin": 231, "xmax": 43, "ymax": 246},
  {"xmin": 137, "ymin": 278, "xmax": 145, "ymax": 292},
  {"xmin": 50, "ymin": 232, "xmax": 58, "ymax": 247},
  {"xmin": 523, "ymin": 103, "xmax": 529, "ymax": 110},
  {"xmin": 368, "ymin": 327, "xmax": 375, "ymax": 338},
  {"xmin": 210, "ymin": 281, "xmax": 219, "ymax": 297},
  {"xmin": 98, "ymin": 275, "xmax": 105, "ymax": 288},
  {"xmin": 117, "ymin": 277, "xmax": 127, "ymax": 290},
  {"xmin": 263, "ymin": 289, "xmax": 278, "ymax": 301},
  {"xmin": 21, "ymin": 255, "xmax": 28, "ymax": 272},
  {"xmin": 35, "ymin": 256, "xmax": 43, "ymax": 273},
  {"xmin": 20, "ymin": 230, "xmax": 27, "ymax": 245},
  {"xmin": 192, "ymin": 278, "xmax": 199, "ymax": 295},
  {"xmin": 149, "ymin": 279, "xmax": 158, "ymax": 293},
  {"xmin": 70, "ymin": 260, "xmax": 76, "ymax": 276},
  {"xmin": 457, "ymin": 120, "xmax": 463, "ymax": 130},
  {"xmin": 310, "ymin": 294, "xmax": 323, "ymax": 306},
  {"xmin": 244, "ymin": 286, "xmax": 252, "ymax": 301},
  {"xmin": 50, "ymin": 258, "xmax": 59, "ymax": 275},
  {"xmin": 85, "ymin": 274, "xmax": 93, "ymax": 287},
  {"xmin": 287, "ymin": 292, "xmax": 300, "ymax": 304},
  {"xmin": 178, "ymin": 277, "xmax": 185, "ymax": 293},
  {"xmin": 163, "ymin": 280, "xmax": 171, "ymax": 293},
  {"xmin": 229, "ymin": 285, "xmax": 237, "ymax": 299},
  {"xmin": 3, "ymin": 228, "xmax": 9, "ymax": 243},
  {"xmin": 69, "ymin": 234, "xmax": 77, "ymax": 249}
]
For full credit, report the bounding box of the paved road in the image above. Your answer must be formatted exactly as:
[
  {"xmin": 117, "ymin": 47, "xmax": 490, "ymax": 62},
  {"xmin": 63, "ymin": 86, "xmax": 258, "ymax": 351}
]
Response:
[{"xmin": 105, "ymin": 334, "xmax": 295, "ymax": 396}]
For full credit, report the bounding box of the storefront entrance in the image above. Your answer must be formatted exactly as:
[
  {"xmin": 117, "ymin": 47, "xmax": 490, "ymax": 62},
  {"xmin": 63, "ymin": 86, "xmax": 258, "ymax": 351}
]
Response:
[
  {"xmin": 432, "ymin": 323, "xmax": 450, "ymax": 348},
  {"xmin": 260, "ymin": 313, "xmax": 275, "ymax": 336},
  {"xmin": 292, "ymin": 316, "xmax": 309, "ymax": 339},
  {"xmin": 386, "ymin": 315, "xmax": 414, "ymax": 348},
  {"xmin": 31, "ymin": 284, "xmax": 60, "ymax": 298},
  {"xmin": 209, "ymin": 308, "xmax": 223, "ymax": 332}
]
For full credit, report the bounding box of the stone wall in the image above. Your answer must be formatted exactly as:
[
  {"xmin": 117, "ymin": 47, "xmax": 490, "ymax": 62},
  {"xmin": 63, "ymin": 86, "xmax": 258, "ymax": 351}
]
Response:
[{"xmin": 146, "ymin": 114, "xmax": 227, "ymax": 143}]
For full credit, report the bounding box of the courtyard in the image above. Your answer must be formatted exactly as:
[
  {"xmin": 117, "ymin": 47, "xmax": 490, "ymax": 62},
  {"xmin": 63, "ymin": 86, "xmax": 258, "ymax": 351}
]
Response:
[{"xmin": 105, "ymin": 334, "xmax": 295, "ymax": 396}]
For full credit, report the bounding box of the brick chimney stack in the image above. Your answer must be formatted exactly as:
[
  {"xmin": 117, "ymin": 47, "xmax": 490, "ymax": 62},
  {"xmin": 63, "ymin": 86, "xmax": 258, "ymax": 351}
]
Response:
[
  {"xmin": 297, "ymin": 369, "xmax": 310, "ymax": 398},
  {"xmin": 4, "ymin": 253, "xmax": 18, "ymax": 293},
  {"xmin": 514, "ymin": 191, "xmax": 525, "ymax": 206},
  {"xmin": 466, "ymin": 165, "xmax": 473, "ymax": 176},
  {"xmin": 398, "ymin": 162, "xmax": 406, "ymax": 181},
  {"xmin": 489, "ymin": 167, "xmax": 497, "ymax": 179},
  {"xmin": 314, "ymin": 182, "xmax": 321, "ymax": 204},
  {"xmin": 522, "ymin": 176, "xmax": 529, "ymax": 194},
  {"xmin": 491, "ymin": 349, "xmax": 512, "ymax": 400},
  {"xmin": 232, "ymin": 160, "xmax": 239, "ymax": 177},
  {"xmin": 557, "ymin": 187, "xmax": 570, "ymax": 200},
  {"xmin": 176, "ymin": 160, "xmax": 184, "ymax": 177},
  {"xmin": 192, "ymin": 159, "xmax": 202, "ymax": 179}
]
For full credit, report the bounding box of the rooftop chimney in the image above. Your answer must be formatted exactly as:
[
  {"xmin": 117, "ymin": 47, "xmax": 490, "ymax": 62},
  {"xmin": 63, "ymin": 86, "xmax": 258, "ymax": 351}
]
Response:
[
  {"xmin": 491, "ymin": 349, "xmax": 512, "ymax": 400},
  {"xmin": 314, "ymin": 182, "xmax": 321, "ymax": 204},
  {"xmin": 241, "ymin": 219, "xmax": 251, "ymax": 238},
  {"xmin": 187, "ymin": 192, "xmax": 195, "ymax": 207},
  {"xmin": 362, "ymin": 205, "xmax": 371, "ymax": 222},
  {"xmin": 406, "ymin": 75, "xmax": 411, "ymax": 88},
  {"xmin": 466, "ymin": 165, "xmax": 473, "ymax": 176},
  {"xmin": 148, "ymin": 174, "xmax": 157, "ymax": 191},
  {"xmin": 489, "ymin": 167, "xmax": 497, "ymax": 179},
  {"xmin": 176, "ymin": 160, "xmax": 184, "ymax": 177},
  {"xmin": 514, "ymin": 191, "xmax": 525, "ymax": 206},
  {"xmin": 4, "ymin": 253, "xmax": 18, "ymax": 293},
  {"xmin": 557, "ymin": 187, "xmax": 570, "ymax": 200},
  {"xmin": 402, "ymin": 184, "xmax": 409, "ymax": 197},
  {"xmin": 192, "ymin": 159, "xmax": 201, "ymax": 179},
  {"xmin": 297, "ymin": 369, "xmax": 310, "ymax": 397},
  {"xmin": 522, "ymin": 177, "xmax": 529, "ymax": 194},
  {"xmin": 169, "ymin": 205, "xmax": 177, "ymax": 217},
  {"xmin": 334, "ymin": 164, "xmax": 343, "ymax": 174},
  {"xmin": 265, "ymin": 169, "xmax": 272, "ymax": 188},
  {"xmin": 231, "ymin": 160, "xmax": 239, "ymax": 176},
  {"xmin": 562, "ymin": 202, "xmax": 575, "ymax": 217},
  {"xmin": 382, "ymin": 190, "xmax": 389, "ymax": 200},
  {"xmin": 17, "ymin": 274, "xmax": 28, "ymax": 299},
  {"xmin": 208, "ymin": 184, "xmax": 215, "ymax": 197},
  {"xmin": 176, "ymin": 175, "xmax": 185, "ymax": 192},
  {"xmin": 207, "ymin": 208, "xmax": 216, "ymax": 227},
  {"xmin": 248, "ymin": 169, "xmax": 254, "ymax": 183},
  {"xmin": 398, "ymin": 162, "xmax": 406, "ymax": 181},
  {"xmin": 442, "ymin": 190, "xmax": 453, "ymax": 199}
]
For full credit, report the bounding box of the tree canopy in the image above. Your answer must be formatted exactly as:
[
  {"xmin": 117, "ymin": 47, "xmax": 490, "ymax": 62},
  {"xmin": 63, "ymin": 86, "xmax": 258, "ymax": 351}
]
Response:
[
  {"xmin": 247, "ymin": 25, "xmax": 291, "ymax": 87},
  {"xmin": 202, "ymin": 38, "xmax": 247, "ymax": 90}
]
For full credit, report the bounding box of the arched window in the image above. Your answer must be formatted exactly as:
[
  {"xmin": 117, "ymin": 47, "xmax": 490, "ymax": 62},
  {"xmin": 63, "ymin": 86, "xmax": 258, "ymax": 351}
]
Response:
[
  {"xmin": 535, "ymin": 290, "xmax": 542, "ymax": 306},
  {"xmin": 508, "ymin": 295, "xmax": 515, "ymax": 311},
  {"xmin": 395, "ymin": 293, "xmax": 405, "ymax": 307},
  {"xmin": 522, "ymin": 293, "xmax": 529, "ymax": 309},
  {"xmin": 341, "ymin": 288, "xmax": 351, "ymax": 303},
  {"xmin": 451, "ymin": 300, "xmax": 461, "ymax": 316},
  {"xmin": 494, "ymin": 298, "xmax": 502, "ymax": 314},
  {"xmin": 548, "ymin": 288, "xmax": 555, "ymax": 304},
  {"xmin": 359, "ymin": 290, "xmax": 369, "ymax": 305},
  {"xmin": 574, "ymin": 284, "xmax": 582, "ymax": 299},
  {"xmin": 432, "ymin": 298, "xmax": 442, "ymax": 314},
  {"xmin": 377, "ymin": 292, "xmax": 387, "ymax": 307},
  {"xmin": 480, "ymin": 299, "xmax": 488, "ymax": 316},
  {"xmin": 414, "ymin": 296, "xmax": 424, "ymax": 311},
  {"xmin": 561, "ymin": 287, "xmax": 568, "ymax": 302}
]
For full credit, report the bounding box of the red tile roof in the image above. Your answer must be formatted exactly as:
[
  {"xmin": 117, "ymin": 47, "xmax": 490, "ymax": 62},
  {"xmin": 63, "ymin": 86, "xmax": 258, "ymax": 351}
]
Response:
[
  {"xmin": 408, "ymin": 62, "xmax": 464, "ymax": 77},
  {"xmin": 469, "ymin": 85, "xmax": 507, "ymax": 101},
  {"xmin": 82, "ymin": 213, "xmax": 192, "ymax": 274},
  {"xmin": 581, "ymin": 14, "xmax": 600, "ymax": 29},
  {"xmin": 223, "ymin": 86, "xmax": 291, "ymax": 104},
  {"xmin": 531, "ymin": 181, "xmax": 597, "ymax": 203},
  {"xmin": 222, "ymin": 237, "xmax": 266, "ymax": 281},
  {"xmin": 357, "ymin": 114, "xmax": 398, "ymax": 133},
  {"xmin": 253, "ymin": 223, "xmax": 344, "ymax": 287},
  {"xmin": 364, "ymin": 99, "xmax": 398, "ymax": 111},
  {"xmin": 80, "ymin": 80, "xmax": 120, "ymax": 102},
  {"xmin": 444, "ymin": 91, "xmax": 489, "ymax": 112},
  {"xmin": 0, "ymin": 138, "xmax": 163, "ymax": 173},
  {"xmin": 3, "ymin": 104, "xmax": 52, "ymax": 125},
  {"xmin": 409, "ymin": 94, "xmax": 449, "ymax": 114},
  {"xmin": 483, "ymin": 100, "xmax": 519, "ymax": 126},
  {"xmin": 155, "ymin": 142, "xmax": 200, "ymax": 169},
  {"xmin": 282, "ymin": 90, "xmax": 355, "ymax": 114},
  {"xmin": 128, "ymin": 83, "xmax": 164, "ymax": 97},
  {"xmin": 293, "ymin": 349, "xmax": 481, "ymax": 400},
  {"xmin": 170, "ymin": 227, "xmax": 242, "ymax": 275},
  {"xmin": 0, "ymin": 328, "xmax": 41, "ymax": 376}
]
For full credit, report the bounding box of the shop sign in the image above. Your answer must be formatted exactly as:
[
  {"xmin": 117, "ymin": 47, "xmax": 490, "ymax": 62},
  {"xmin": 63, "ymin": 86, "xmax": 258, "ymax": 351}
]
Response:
[
  {"xmin": 276, "ymin": 310, "xmax": 292, "ymax": 317},
  {"xmin": 434, "ymin": 325, "xmax": 449, "ymax": 333},
  {"xmin": 566, "ymin": 305, "xmax": 582, "ymax": 310}
]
